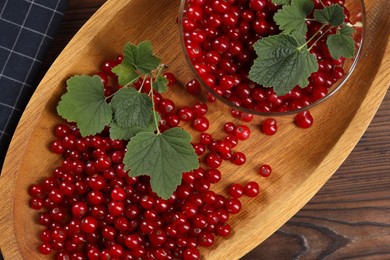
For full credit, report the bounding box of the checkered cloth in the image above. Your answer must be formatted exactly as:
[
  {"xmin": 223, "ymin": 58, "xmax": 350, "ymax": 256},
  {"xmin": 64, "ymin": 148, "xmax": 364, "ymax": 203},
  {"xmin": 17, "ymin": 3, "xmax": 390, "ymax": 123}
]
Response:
[{"xmin": 0, "ymin": 0, "xmax": 68, "ymax": 170}]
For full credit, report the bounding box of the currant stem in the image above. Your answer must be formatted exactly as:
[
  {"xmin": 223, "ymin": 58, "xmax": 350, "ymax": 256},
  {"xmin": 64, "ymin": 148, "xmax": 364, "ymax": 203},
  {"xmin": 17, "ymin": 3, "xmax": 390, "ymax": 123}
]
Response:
[
  {"xmin": 319, "ymin": 0, "xmax": 325, "ymax": 7},
  {"xmin": 138, "ymin": 76, "xmax": 148, "ymax": 93},
  {"xmin": 149, "ymin": 73, "xmax": 161, "ymax": 135},
  {"xmin": 298, "ymin": 24, "xmax": 327, "ymax": 51},
  {"xmin": 308, "ymin": 26, "xmax": 334, "ymax": 51}
]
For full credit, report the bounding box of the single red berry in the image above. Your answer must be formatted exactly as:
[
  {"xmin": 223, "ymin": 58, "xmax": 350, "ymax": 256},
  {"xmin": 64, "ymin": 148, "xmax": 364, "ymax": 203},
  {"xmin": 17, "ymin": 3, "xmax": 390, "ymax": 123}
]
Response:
[
  {"xmin": 191, "ymin": 143, "xmax": 206, "ymax": 156},
  {"xmin": 183, "ymin": 247, "xmax": 201, "ymax": 260},
  {"xmin": 216, "ymin": 223, "xmax": 231, "ymax": 237},
  {"xmin": 244, "ymin": 181, "xmax": 260, "ymax": 197},
  {"xmin": 262, "ymin": 118, "xmax": 277, "ymax": 135},
  {"xmin": 225, "ymin": 198, "xmax": 241, "ymax": 214},
  {"xmin": 218, "ymin": 140, "xmax": 231, "ymax": 155},
  {"xmin": 192, "ymin": 116, "xmax": 209, "ymax": 132},
  {"xmin": 240, "ymin": 112, "xmax": 254, "ymax": 122},
  {"xmin": 178, "ymin": 107, "xmax": 195, "ymax": 121},
  {"xmin": 72, "ymin": 202, "xmax": 88, "ymax": 218},
  {"xmin": 205, "ymin": 153, "xmax": 222, "ymax": 169},
  {"xmin": 205, "ymin": 169, "xmax": 221, "ymax": 184},
  {"xmin": 231, "ymin": 152, "xmax": 246, "ymax": 165},
  {"xmin": 185, "ymin": 79, "xmax": 201, "ymax": 95},
  {"xmin": 223, "ymin": 122, "xmax": 235, "ymax": 134},
  {"xmin": 39, "ymin": 243, "xmax": 52, "ymax": 255},
  {"xmin": 259, "ymin": 164, "xmax": 272, "ymax": 177},
  {"xmin": 234, "ymin": 125, "xmax": 251, "ymax": 140},
  {"xmin": 198, "ymin": 231, "xmax": 215, "ymax": 248},
  {"xmin": 225, "ymin": 135, "xmax": 238, "ymax": 148},
  {"xmin": 199, "ymin": 133, "xmax": 213, "ymax": 145},
  {"xmin": 81, "ymin": 216, "xmax": 97, "ymax": 233},
  {"xmin": 193, "ymin": 102, "xmax": 208, "ymax": 117},
  {"xmin": 158, "ymin": 99, "xmax": 176, "ymax": 115},
  {"xmin": 163, "ymin": 72, "xmax": 176, "ymax": 86},
  {"xmin": 295, "ymin": 110, "xmax": 314, "ymax": 129},
  {"xmin": 228, "ymin": 183, "xmax": 244, "ymax": 198}
]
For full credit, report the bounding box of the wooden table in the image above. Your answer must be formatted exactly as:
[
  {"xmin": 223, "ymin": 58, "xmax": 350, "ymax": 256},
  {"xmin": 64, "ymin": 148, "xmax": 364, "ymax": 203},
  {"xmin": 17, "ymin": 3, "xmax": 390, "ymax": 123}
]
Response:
[{"xmin": 41, "ymin": 1, "xmax": 390, "ymax": 259}]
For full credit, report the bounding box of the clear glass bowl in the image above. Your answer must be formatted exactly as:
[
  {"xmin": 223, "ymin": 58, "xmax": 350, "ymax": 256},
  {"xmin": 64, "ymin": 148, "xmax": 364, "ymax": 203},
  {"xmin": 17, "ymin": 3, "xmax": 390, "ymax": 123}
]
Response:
[{"xmin": 178, "ymin": 0, "xmax": 365, "ymax": 117}]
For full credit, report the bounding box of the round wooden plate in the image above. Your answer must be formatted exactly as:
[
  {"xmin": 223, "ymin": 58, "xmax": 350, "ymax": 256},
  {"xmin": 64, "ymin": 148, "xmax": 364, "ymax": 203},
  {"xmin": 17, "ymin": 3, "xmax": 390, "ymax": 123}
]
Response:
[{"xmin": 0, "ymin": 0, "xmax": 389, "ymax": 259}]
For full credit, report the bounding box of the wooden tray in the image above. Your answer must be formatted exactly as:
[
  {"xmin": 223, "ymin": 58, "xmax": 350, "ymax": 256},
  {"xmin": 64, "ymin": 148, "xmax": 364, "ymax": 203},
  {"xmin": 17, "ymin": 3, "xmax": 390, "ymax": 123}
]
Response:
[{"xmin": 0, "ymin": 0, "xmax": 389, "ymax": 259}]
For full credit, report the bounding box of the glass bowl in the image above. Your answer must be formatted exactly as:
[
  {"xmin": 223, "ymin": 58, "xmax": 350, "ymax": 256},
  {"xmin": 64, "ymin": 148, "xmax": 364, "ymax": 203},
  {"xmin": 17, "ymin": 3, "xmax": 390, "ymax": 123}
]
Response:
[{"xmin": 178, "ymin": 0, "xmax": 365, "ymax": 117}]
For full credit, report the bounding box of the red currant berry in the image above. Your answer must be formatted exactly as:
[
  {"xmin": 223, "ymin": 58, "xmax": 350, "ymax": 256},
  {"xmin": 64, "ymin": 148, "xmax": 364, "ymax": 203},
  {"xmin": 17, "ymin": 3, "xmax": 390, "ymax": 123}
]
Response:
[
  {"xmin": 262, "ymin": 118, "xmax": 277, "ymax": 135},
  {"xmin": 234, "ymin": 125, "xmax": 251, "ymax": 140},
  {"xmin": 295, "ymin": 110, "xmax": 314, "ymax": 129},
  {"xmin": 185, "ymin": 79, "xmax": 201, "ymax": 95},
  {"xmin": 205, "ymin": 153, "xmax": 222, "ymax": 169},
  {"xmin": 228, "ymin": 183, "xmax": 244, "ymax": 198},
  {"xmin": 231, "ymin": 152, "xmax": 246, "ymax": 165},
  {"xmin": 192, "ymin": 116, "xmax": 209, "ymax": 132},
  {"xmin": 244, "ymin": 181, "xmax": 260, "ymax": 197},
  {"xmin": 81, "ymin": 216, "xmax": 98, "ymax": 233},
  {"xmin": 259, "ymin": 164, "xmax": 272, "ymax": 177},
  {"xmin": 178, "ymin": 107, "xmax": 195, "ymax": 121}
]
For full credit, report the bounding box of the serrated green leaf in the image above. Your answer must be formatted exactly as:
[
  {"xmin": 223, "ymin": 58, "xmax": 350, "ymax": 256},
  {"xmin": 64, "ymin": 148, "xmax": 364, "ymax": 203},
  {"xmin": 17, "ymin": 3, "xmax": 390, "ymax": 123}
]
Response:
[
  {"xmin": 153, "ymin": 76, "xmax": 169, "ymax": 93},
  {"xmin": 248, "ymin": 34, "xmax": 318, "ymax": 96},
  {"xmin": 124, "ymin": 128, "xmax": 198, "ymax": 199},
  {"xmin": 274, "ymin": 0, "xmax": 314, "ymax": 36},
  {"xmin": 112, "ymin": 63, "xmax": 139, "ymax": 86},
  {"xmin": 124, "ymin": 41, "xmax": 161, "ymax": 74},
  {"xmin": 314, "ymin": 4, "xmax": 344, "ymax": 26},
  {"xmin": 109, "ymin": 112, "xmax": 161, "ymax": 140},
  {"xmin": 340, "ymin": 25, "xmax": 355, "ymax": 35},
  {"xmin": 111, "ymin": 88, "xmax": 153, "ymax": 128},
  {"xmin": 57, "ymin": 75, "xmax": 112, "ymax": 136},
  {"xmin": 272, "ymin": 0, "xmax": 291, "ymax": 5},
  {"xmin": 297, "ymin": 52, "xmax": 318, "ymax": 88},
  {"xmin": 327, "ymin": 31, "xmax": 355, "ymax": 59}
]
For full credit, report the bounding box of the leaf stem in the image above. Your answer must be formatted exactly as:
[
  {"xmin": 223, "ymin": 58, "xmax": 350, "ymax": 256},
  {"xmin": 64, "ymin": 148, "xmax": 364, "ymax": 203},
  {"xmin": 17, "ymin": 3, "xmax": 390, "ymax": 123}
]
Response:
[
  {"xmin": 298, "ymin": 24, "xmax": 327, "ymax": 51},
  {"xmin": 156, "ymin": 64, "xmax": 166, "ymax": 78},
  {"xmin": 138, "ymin": 76, "xmax": 148, "ymax": 93},
  {"xmin": 149, "ymin": 73, "xmax": 161, "ymax": 135},
  {"xmin": 308, "ymin": 26, "xmax": 334, "ymax": 51}
]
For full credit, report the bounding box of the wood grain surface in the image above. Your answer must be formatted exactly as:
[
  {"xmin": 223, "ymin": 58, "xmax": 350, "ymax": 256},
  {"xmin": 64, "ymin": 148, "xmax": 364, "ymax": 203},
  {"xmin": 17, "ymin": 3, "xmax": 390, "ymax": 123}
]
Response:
[
  {"xmin": 44, "ymin": 1, "xmax": 390, "ymax": 259},
  {"xmin": 0, "ymin": 0, "xmax": 388, "ymax": 259}
]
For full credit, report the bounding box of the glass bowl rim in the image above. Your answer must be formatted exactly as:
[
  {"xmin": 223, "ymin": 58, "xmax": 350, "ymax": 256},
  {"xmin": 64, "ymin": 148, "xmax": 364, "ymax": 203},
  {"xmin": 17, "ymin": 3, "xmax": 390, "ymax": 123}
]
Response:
[{"xmin": 178, "ymin": 0, "xmax": 366, "ymax": 117}]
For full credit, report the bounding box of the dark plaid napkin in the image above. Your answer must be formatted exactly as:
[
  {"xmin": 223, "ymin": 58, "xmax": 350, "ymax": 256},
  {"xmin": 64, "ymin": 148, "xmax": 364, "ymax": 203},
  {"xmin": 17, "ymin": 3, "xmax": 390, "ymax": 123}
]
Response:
[{"xmin": 0, "ymin": 0, "xmax": 68, "ymax": 170}]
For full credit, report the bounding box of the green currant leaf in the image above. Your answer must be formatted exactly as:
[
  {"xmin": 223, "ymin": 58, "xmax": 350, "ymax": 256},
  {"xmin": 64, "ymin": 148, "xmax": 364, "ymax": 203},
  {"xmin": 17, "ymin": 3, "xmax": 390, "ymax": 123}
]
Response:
[
  {"xmin": 274, "ymin": 0, "xmax": 314, "ymax": 36},
  {"xmin": 248, "ymin": 34, "xmax": 318, "ymax": 96},
  {"xmin": 124, "ymin": 41, "xmax": 161, "ymax": 74},
  {"xmin": 326, "ymin": 26, "xmax": 355, "ymax": 59},
  {"xmin": 153, "ymin": 76, "xmax": 169, "ymax": 93},
  {"xmin": 112, "ymin": 63, "xmax": 139, "ymax": 86},
  {"xmin": 57, "ymin": 75, "xmax": 112, "ymax": 136},
  {"xmin": 124, "ymin": 128, "xmax": 198, "ymax": 199},
  {"xmin": 109, "ymin": 112, "xmax": 161, "ymax": 140},
  {"xmin": 272, "ymin": 0, "xmax": 291, "ymax": 5},
  {"xmin": 111, "ymin": 88, "xmax": 153, "ymax": 128},
  {"xmin": 340, "ymin": 24, "xmax": 355, "ymax": 35},
  {"xmin": 314, "ymin": 4, "xmax": 345, "ymax": 26}
]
